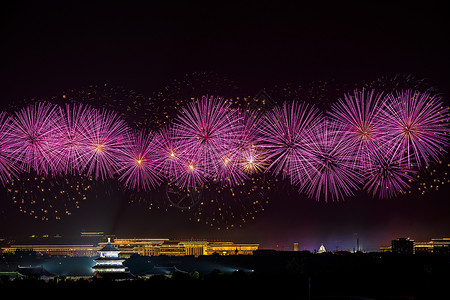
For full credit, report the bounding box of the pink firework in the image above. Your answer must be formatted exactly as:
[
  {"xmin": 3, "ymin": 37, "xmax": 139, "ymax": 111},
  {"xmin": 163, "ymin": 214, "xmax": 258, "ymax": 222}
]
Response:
[
  {"xmin": 173, "ymin": 95, "xmax": 243, "ymax": 182},
  {"xmin": 153, "ymin": 126, "xmax": 184, "ymax": 179},
  {"xmin": 7, "ymin": 102, "xmax": 61, "ymax": 175},
  {"xmin": 0, "ymin": 112, "xmax": 19, "ymax": 184},
  {"xmin": 117, "ymin": 130, "xmax": 163, "ymax": 190},
  {"xmin": 364, "ymin": 147, "xmax": 416, "ymax": 199},
  {"xmin": 51, "ymin": 103, "xmax": 93, "ymax": 174},
  {"xmin": 172, "ymin": 153, "xmax": 208, "ymax": 189},
  {"xmin": 236, "ymin": 110, "xmax": 268, "ymax": 175},
  {"xmin": 381, "ymin": 90, "xmax": 450, "ymax": 168},
  {"xmin": 240, "ymin": 147, "xmax": 267, "ymax": 174},
  {"xmin": 328, "ymin": 89, "xmax": 386, "ymax": 169},
  {"xmin": 259, "ymin": 101, "xmax": 322, "ymax": 181},
  {"xmin": 214, "ymin": 110, "xmax": 266, "ymax": 185},
  {"xmin": 154, "ymin": 126, "xmax": 209, "ymax": 189},
  {"xmin": 80, "ymin": 108, "xmax": 130, "ymax": 180},
  {"xmin": 215, "ymin": 150, "xmax": 248, "ymax": 186},
  {"xmin": 296, "ymin": 119, "xmax": 363, "ymax": 202}
]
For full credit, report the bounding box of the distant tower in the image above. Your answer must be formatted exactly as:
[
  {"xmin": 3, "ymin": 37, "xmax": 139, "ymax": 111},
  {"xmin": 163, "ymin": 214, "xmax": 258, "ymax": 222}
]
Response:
[
  {"xmin": 356, "ymin": 237, "xmax": 360, "ymax": 252},
  {"xmin": 92, "ymin": 238, "xmax": 134, "ymax": 280},
  {"xmin": 293, "ymin": 243, "xmax": 299, "ymax": 251},
  {"xmin": 318, "ymin": 243, "xmax": 326, "ymax": 254}
]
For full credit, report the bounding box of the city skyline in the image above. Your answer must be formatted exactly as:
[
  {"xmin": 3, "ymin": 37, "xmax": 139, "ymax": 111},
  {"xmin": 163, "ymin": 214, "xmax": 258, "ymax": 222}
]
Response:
[{"xmin": 1, "ymin": 2, "xmax": 449, "ymax": 254}]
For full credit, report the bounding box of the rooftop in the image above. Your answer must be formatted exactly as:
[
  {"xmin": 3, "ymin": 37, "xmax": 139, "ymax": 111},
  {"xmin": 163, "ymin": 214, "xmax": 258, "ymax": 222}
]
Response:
[{"xmin": 99, "ymin": 242, "xmax": 120, "ymax": 252}]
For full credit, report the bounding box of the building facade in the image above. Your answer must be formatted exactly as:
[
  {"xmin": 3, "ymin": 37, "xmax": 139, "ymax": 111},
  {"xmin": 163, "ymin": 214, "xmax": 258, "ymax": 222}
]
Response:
[
  {"xmin": 99, "ymin": 239, "xmax": 259, "ymax": 257},
  {"xmin": 381, "ymin": 237, "xmax": 450, "ymax": 254},
  {"xmin": 411, "ymin": 237, "xmax": 450, "ymax": 254},
  {"xmin": 1, "ymin": 244, "xmax": 99, "ymax": 257},
  {"xmin": 1, "ymin": 238, "xmax": 259, "ymax": 257}
]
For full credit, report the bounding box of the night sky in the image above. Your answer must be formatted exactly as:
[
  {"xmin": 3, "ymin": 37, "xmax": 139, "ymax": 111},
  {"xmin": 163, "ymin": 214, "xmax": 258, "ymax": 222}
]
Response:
[{"xmin": 1, "ymin": 2, "xmax": 449, "ymax": 251}]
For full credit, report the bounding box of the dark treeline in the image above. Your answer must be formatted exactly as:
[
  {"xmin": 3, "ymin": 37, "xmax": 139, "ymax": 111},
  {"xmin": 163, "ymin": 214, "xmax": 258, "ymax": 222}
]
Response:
[{"xmin": 1, "ymin": 251, "xmax": 449, "ymax": 299}]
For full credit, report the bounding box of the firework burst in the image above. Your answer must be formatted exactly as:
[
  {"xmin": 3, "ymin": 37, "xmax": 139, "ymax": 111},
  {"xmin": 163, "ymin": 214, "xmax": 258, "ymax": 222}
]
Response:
[
  {"xmin": 296, "ymin": 119, "xmax": 363, "ymax": 202},
  {"xmin": 0, "ymin": 112, "xmax": 18, "ymax": 185},
  {"xmin": 7, "ymin": 102, "xmax": 61, "ymax": 175},
  {"xmin": 80, "ymin": 108, "xmax": 130, "ymax": 180},
  {"xmin": 173, "ymin": 95, "xmax": 243, "ymax": 185},
  {"xmin": 0, "ymin": 85, "xmax": 448, "ymax": 217},
  {"xmin": 328, "ymin": 89, "xmax": 386, "ymax": 169},
  {"xmin": 364, "ymin": 147, "xmax": 416, "ymax": 199},
  {"xmin": 381, "ymin": 90, "xmax": 450, "ymax": 168},
  {"xmin": 235, "ymin": 110, "xmax": 268, "ymax": 175},
  {"xmin": 117, "ymin": 130, "xmax": 163, "ymax": 191},
  {"xmin": 259, "ymin": 101, "xmax": 322, "ymax": 181},
  {"xmin": 153, "ymin": 126, "xmax": 184, "ymax": 178},
  {"xmin": 51, "ymin": 103, "xmax": 92, "ymax": 174},
  {"xmin": 174, "ymin": 155, "xmax": 208, "ymax": 189}
]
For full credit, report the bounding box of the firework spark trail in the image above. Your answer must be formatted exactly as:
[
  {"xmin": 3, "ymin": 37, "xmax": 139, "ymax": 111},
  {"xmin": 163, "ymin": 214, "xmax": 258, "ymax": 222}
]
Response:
[
  {"xmin": 117, "ymin": 130, "xmax": 162, "ymax": 191},
  {"xmin": 0, "ymin": 112, "xmax": 18, "ymax": 184},
  {"xmin": 259, "ymin": 101, "xmax": 323, "ymax": 181},
  {"xmin": 235, "ymin": 110, "xmax": 268, "ymax": 175},
  {"xmin": 214, "ymin": 109, "xmax": 267, "ymax": 185},
  {"xmin": 79, "ymin": 108, "xmax": 131, "ymax": 180},
  {"xmin": 174, "ymin": 154, "xmax": 208, "ymax": 189},
  {"xmin": 216, "ymin": 149, "xmax": 249, "ymax": 186},
  {"xmin": 0, "ymin": 90, "xmax": 448, "ymax": 203},
  {"xmin": 153, "ymin": 126, "xmax": 184, "ymax": 179},
  {"xmin": 173, "ymin": 95, "xmax": 243, "ymax": 186},
  {"xmin": 381, "ymin": 91, "xmax": 450, "ymax": 168},
  {"xmin": 7, "ymin": 102, "xmax": 61, "ymax": 175},
  {"xmin": 364, "ymin": 147, "xmax": 416, "ymax": 199},
  {"xmin": 328, "ymin": 89, "xmax": 386, "ymax": 169},
  {"xmin": 52, "ymin": 103, "xmax": 92, "ymax": 174},
  {"xmin": 296, "ymin": 118, "xmax": 363, "ymax": 202}
]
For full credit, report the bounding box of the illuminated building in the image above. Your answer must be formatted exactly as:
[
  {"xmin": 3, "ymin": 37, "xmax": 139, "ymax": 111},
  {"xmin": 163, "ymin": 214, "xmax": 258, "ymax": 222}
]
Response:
[
  {"xmin": 414, "ymin": 238, "xmax": 450, "ymax": 254},
  {"xmin": 205, "ymin": 242, "xmax": 259, "ymax": 255},
  {"xmin": 1, "ymin": 238, "xmax": 259, "ymax": 257},
  {"xmin": 92, "ymin": 238, "xmax": 134, "ymax": 280},
  {"xmin": 80, "ymin": 231, "xmax": 105, "ymax": 238},
  {"xmin": 380, "ymin": 245, "xmax": 392, "ymax": 253},
  {"xmin": 99, "ymin": 239, "xmax": 259, "ymax": 257},
  {"xmin": 293, "ymin": 243, "xmax": 299, "ymax": 251},
  {"xmin": 381, "ymin": 237, "xmax": 450, "ymax": 254},
  {"xmin": 318, "ymin": 244, "xmax": 326, "ymax": 253},
  {"xmin": 1, "ymin": 244, "xmax": 99, "ymax": 257}
]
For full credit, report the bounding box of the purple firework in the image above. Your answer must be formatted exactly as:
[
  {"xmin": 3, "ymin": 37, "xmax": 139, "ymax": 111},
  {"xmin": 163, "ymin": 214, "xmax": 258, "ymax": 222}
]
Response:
[
  {"xmin": 80, "ymin": 108, "xmax": 130, "ymax": 180},
  {"xmin": 154, "ymin": 125, "xmax": 209, "ymax": 189},
  {"xmin": 173, "ymin": 95, "xmax": 243, "ymax": 184},
  {"xmin": 173, "ymin": 155, "xmax": 208, "ymax": 189},
  {"xmin": 296, "ymin": 119, "xmax": 363, "ymax": 202},
  {"xmin": 7, "ymin": 102, "xmax": 61, "ymax": 175},
  {"xmin": 240, "ymin": 147, "xmax": 267, "ymax": 174},
  {"xmin": 153, "ymin": 126, "xmax": 184, "ymax": 178},
  {"xmin": 328, "ymin": 89, "xmax": 386, "ymax": 169},
  {"xmin": 259, "ymin": 101, "xmax": 322, "ymax": 181},
  {"xmin": 0, "ymin": 87, "xmax": 447, "ymax": 203},
  {"xmin": 381, "ymin": 90, "xmax": 450, "ymax": 168},
  {"xmin": 0, "ymin": 112, "xmax": 18, "ymax": 185},
  {"xmin": 364, "ymin": 147, "xmax": 416, "ymax": 199},
  {"xmin": 214, "ymin": 110, "xmax": 266, "ymax": 185},
  {"xmin": 236, "ymin": 110, "xmax": 268, "ymax": 175},
  {"xmin": 117, "ymin": 130, "xmax": 163, "ymax": 190},
  {"xmin": 51, "ymin": 103, "xmax": 92, "ymax": 174},
  {"xmin": 215, "ymin": 150, "xmax": 248, "ymax": 186}
]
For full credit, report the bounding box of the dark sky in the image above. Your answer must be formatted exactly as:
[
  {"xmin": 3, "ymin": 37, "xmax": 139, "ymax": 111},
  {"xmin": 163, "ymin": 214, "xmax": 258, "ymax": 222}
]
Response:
[{"xmin": 0, "ymin": 2, "xmax": 449, "ymax": 251}]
